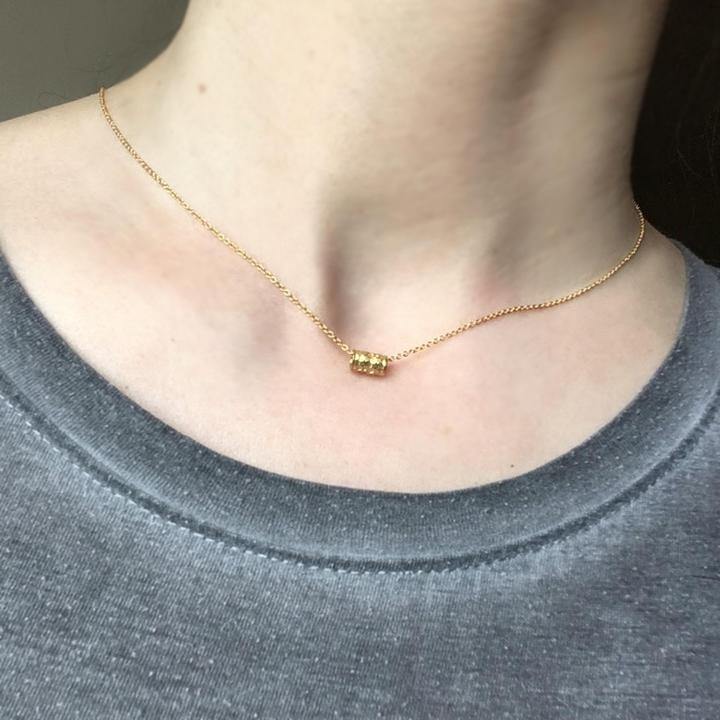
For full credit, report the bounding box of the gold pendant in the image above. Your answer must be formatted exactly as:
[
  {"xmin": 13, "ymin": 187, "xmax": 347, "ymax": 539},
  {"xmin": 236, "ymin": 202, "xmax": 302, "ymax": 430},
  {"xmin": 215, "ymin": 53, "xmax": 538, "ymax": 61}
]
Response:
[{"xmin": 349, "ymin": 350, "xmax": 389, "ymax": 376}]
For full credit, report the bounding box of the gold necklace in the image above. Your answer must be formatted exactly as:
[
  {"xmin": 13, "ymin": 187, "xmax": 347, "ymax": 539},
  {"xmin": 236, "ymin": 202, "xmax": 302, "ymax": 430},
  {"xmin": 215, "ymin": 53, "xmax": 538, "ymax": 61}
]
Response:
[{"xmin": 98, "ymin": 85, "xmax": 646, "ymax": 378}]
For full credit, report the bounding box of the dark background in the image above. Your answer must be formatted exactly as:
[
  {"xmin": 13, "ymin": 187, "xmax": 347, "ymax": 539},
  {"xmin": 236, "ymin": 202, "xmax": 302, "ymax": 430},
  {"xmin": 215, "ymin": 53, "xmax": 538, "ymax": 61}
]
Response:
[{"xmin": 0, "ymin": 0, "xmax": 718, "ymax": 267}]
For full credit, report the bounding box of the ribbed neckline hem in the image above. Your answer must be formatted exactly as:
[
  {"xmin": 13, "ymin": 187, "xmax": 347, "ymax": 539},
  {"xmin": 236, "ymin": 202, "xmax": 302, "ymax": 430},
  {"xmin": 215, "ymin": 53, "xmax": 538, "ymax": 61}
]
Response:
[{"xmin": 1, "ymin": 238, "xmax": 719, "ymax": 573}]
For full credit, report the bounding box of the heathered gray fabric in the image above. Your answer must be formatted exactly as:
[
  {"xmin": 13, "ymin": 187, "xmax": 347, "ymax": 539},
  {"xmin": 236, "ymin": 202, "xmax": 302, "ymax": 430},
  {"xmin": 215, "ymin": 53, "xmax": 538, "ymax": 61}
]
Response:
[{"xmin": 0, "ymin": 236, "xmax": 718, "ymax": 720}]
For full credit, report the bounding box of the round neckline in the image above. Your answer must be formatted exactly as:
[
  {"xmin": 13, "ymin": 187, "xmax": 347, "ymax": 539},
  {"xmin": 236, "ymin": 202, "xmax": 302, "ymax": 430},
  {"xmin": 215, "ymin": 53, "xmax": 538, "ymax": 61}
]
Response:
[{"xmin": 1, "ymin": 237, "xmax": 719, "ymax": 573}]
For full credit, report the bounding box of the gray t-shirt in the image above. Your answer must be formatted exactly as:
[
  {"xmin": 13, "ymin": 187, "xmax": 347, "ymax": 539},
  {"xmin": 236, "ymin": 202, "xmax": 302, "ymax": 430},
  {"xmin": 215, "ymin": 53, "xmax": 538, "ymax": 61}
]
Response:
[{"xmin": 0, "ymin": 237, "xmax": 718, "ymax": 720}]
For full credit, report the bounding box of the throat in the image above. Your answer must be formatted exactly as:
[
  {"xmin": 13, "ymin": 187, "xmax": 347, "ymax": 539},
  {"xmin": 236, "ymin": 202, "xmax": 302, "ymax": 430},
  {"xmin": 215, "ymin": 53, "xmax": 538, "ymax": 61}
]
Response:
[{"xmin": 99, "ymin": 0, "xmax": 668, "ymax": 349}]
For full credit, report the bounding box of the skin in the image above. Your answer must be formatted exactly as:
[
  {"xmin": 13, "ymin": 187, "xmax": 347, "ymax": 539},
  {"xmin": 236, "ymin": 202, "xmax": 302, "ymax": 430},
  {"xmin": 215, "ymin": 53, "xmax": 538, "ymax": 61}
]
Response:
[{"xmin": 0, "ymin": 0, "xmax": 684, "ymax": 492}]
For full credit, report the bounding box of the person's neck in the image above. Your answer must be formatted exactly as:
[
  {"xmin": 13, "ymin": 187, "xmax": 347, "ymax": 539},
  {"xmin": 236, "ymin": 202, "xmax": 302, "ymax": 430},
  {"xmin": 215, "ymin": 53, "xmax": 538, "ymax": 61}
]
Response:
[{"xmin": 109, "ymin": 0, "xmax": 668, "ymax": 348}]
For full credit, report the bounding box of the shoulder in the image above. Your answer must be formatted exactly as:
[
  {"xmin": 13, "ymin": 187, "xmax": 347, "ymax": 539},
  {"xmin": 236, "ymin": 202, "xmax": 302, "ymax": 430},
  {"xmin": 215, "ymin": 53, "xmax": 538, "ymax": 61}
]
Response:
[
  {"xmin": 0, "ymin": 88, "xmax": 151, "ymax": 302},
  {"xmin": 0, "ymin": 92, "xmax": 104, "ymax": 236},
  {"xmin": 0, "ymin": 91, "xmax": 101, "ymax": 177},
  {"xmin": 0, "ymin": 91, "xmax": 141, "ymax": 357}
]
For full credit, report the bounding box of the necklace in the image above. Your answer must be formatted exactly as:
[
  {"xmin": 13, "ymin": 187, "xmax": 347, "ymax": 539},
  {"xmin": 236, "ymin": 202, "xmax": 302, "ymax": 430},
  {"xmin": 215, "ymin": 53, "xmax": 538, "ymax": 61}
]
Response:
[{"xmin": 98, "ymin": 85, "xmax": 646, "ymax": 378}]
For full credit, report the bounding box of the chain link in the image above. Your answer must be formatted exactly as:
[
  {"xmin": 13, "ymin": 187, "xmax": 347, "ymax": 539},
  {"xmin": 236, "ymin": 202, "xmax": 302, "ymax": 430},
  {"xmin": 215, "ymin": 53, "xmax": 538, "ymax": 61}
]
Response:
[{"xmin": 98, "ymin": 85, "xmax": 645, "ymax": 366}]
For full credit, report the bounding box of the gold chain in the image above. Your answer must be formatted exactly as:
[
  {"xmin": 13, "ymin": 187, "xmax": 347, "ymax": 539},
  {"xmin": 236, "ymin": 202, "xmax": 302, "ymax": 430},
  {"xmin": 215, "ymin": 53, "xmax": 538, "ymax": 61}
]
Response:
[{"xmin": 98, "ymin": 85, "xmax": 645, "ymax": 376}]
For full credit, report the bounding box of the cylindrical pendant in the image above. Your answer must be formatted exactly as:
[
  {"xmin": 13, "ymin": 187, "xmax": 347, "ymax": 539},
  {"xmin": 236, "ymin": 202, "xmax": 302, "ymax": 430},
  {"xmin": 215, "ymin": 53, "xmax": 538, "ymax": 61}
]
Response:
[{"xmin": 349, "ymin": 350, "xmax": 389, "ymax": 376}]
